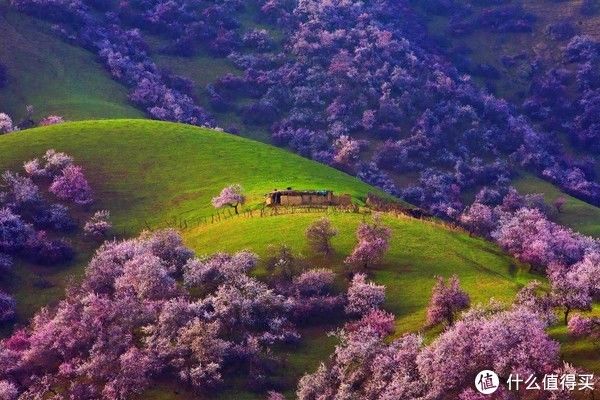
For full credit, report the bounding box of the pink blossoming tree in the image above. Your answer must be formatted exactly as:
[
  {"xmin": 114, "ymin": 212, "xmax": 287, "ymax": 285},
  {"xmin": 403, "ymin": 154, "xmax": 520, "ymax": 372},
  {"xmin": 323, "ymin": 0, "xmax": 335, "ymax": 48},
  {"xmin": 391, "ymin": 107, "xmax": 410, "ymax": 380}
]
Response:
[
  {"xmin": 84, "ymin": 210, "xmax": 112, "ymax": 239},
  {"xmin": 345, "ymin": 217, "xmax": 391, "ymax": 269},
  {"xmin": 211, "ymin": 184, "xmax": 245, "ymax": 214},
  {"xmin": 568, "ymin": 314, "xmax": 600, "ymax": 340}
]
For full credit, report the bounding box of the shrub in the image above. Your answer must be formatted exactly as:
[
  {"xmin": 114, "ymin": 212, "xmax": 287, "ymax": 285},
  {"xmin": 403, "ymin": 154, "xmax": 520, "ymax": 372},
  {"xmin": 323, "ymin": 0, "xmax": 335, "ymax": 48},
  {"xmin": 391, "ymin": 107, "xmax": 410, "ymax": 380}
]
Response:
[{"xmin": 84, "ymin": 210, "xmax": 112, "ymax": 238}]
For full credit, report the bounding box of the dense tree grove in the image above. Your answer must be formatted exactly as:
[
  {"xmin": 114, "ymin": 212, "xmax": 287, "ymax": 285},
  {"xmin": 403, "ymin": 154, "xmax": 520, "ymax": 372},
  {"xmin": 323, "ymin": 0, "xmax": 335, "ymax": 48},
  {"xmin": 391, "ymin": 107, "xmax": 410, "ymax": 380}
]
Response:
[
  {"xmin": 458, "ymin": 186, "xmax": 600, "ymax": 334},
  {"xmin": 458, "ymin": 186, "xmax": 599, "ymax": 272},
  {"xmin": 524, "ymin": 35, "xmax": 600, "ymax": 157},
  {"xmin": 297, "ymin": 302, "xmax": 563, "ymax": 399},
  {"xmin": 0, "ymin": 229, "xmax": 355, "ymax": 398},
  {"xmin": 0, "ymin": 150, "xmax": 100, "ymax": 323},
  {"xmin": 11, "ymin": 0, "xmax": 215, "ymax": 126},
  {"xmin": 232, "ymin": 0, "xmax": 600, "ymax": 214}
]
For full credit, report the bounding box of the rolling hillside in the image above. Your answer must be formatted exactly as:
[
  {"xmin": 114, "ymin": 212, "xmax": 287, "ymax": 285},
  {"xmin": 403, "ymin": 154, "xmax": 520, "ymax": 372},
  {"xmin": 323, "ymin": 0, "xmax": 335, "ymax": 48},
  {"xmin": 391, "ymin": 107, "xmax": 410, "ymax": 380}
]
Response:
[
  {"xmin": 1, "ymin": 119, "xmax": 596, "ymax": 399},
  {"xmin": 0, "ymin": 119, "xmax": 387, "ymax": 320},
  {"xmin": 0, "ymin": 5, "xmax": 142, "ymax": 121}
]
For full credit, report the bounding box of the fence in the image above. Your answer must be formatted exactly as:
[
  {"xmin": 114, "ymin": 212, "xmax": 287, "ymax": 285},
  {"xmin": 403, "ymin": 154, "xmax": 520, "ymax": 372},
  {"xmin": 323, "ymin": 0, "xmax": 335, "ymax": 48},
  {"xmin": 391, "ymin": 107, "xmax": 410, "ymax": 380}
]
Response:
[
  {"xmin": 138, "ymin": 204, "xmax": 362, "ymax": 233},
  {"xmin": 134, "ymin": 203, "xmax": 470, "ymax": 238}
]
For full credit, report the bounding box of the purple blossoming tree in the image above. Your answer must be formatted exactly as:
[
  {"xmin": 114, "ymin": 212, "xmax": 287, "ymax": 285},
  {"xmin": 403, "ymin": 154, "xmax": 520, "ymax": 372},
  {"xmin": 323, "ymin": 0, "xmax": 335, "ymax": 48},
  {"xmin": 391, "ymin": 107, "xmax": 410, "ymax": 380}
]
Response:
[
  {"xmin": 426, "ymin": 275, "xmax": 470, "ymax": 327},
  {"xmin": 345, "ymin": 273, "xmax": 385, "ymax": 316},
  {"xmin": 49, "ymin": 165, "xmax": 93, "ymax": 206}
]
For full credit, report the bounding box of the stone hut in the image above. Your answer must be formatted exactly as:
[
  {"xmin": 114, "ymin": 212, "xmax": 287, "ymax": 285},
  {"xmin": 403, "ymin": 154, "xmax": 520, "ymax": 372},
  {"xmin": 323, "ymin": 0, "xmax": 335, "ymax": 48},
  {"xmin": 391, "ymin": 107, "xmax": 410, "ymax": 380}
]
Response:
[{"xmin": 265, "ymin": 188, "xmax": 352, "ymax": 207}]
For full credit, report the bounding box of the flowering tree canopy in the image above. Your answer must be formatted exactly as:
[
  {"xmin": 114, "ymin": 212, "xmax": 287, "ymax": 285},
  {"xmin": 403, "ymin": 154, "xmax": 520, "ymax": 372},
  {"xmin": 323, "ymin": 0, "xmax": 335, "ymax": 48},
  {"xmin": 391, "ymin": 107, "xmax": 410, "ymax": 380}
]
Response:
[
  {"xmin": 84, "ymin": 210, "xmax": 112, "ymax": 239},
  {"xmin": 426, "ymin": 275, "xmax": 470, "ymax": 327},
  {"xmin": 211, "ymin": 184, "xmax": 245, "ymax": 214},
  {"xmin": 568, "ymin": 314, "xmax": 600, "ymax": 340},
  {"xmin": 0, "ymin": 230, "xmax": 318, "ymax": 398},
  {"xmin": 345, "ymin": 273, "xmax": 385, "ymax": 316},
  {"xmin": 49, "ymin": 165, "xmax": 93, "ymax": 206},
  {"xmin": 298, "ymin": 307, "xmax": 559, "ymax": 399},
  {"xmin": 0, "ymin": 113, "xmax": 14, "ymax": 134},
  {"xmin": 345, "ymin": 217, "xmax": 391, "ymax": 269}
]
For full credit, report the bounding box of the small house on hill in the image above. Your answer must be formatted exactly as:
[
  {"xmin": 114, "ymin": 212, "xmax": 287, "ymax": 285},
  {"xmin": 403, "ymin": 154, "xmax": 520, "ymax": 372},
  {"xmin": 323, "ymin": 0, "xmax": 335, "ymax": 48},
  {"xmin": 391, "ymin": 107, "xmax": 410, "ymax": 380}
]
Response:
[{"xmin": 265, "ymin": 188, "xmax": 352, "ymax": 207}]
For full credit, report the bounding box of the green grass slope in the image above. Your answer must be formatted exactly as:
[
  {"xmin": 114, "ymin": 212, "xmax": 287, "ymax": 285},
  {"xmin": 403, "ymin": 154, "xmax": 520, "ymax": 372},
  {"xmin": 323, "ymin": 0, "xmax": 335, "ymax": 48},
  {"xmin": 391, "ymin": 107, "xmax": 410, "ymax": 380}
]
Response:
[
  {"xmin": 0, "ymin": 6, "xmax": 142, "ymax": 121},
  {"xmin": 0, "ymin": 120, "xmax": 384, "ymax": 234},
  {"xmin": 515, "ymin": 173, "xmax": 600, "ymax": 237},
  {"xmin": 186, "ymin": 212, "xmax": 534, "ymax": 332}
]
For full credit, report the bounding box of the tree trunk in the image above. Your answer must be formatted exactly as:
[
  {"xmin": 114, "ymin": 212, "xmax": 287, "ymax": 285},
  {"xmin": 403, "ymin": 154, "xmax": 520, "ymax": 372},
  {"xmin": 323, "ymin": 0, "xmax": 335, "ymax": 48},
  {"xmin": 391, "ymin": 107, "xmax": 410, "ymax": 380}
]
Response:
[{"xmin": 447, "ymin": 309, "xmax": 454, "ymax": 327}]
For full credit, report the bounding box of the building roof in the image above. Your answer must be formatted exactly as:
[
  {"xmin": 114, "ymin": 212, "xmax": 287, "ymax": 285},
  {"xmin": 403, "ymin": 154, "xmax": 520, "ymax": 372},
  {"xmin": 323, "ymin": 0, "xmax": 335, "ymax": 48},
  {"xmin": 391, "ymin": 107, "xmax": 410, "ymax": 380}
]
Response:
[{"xmin": 266, "ymin": 189, "xmax": 332, "ymax": 196}]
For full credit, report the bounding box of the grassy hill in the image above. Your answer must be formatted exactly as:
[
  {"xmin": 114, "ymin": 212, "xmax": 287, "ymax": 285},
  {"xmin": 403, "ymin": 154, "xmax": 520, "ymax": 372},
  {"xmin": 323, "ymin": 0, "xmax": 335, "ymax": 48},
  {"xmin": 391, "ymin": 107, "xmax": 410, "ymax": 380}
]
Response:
[
  {"xmin": 0, "ymin": 120, "xmax": 385, "ymax": 233},
  {"xmin": 0, "ymin": 120, "xmax": 596, "ymax": 399},
  {"xmin": 0, "ymin": 5, "xmax": 142, "ymax": 121},
  {"xmin": 0, "ymin": 119, "xmax": 386, "ymax": 319}
]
